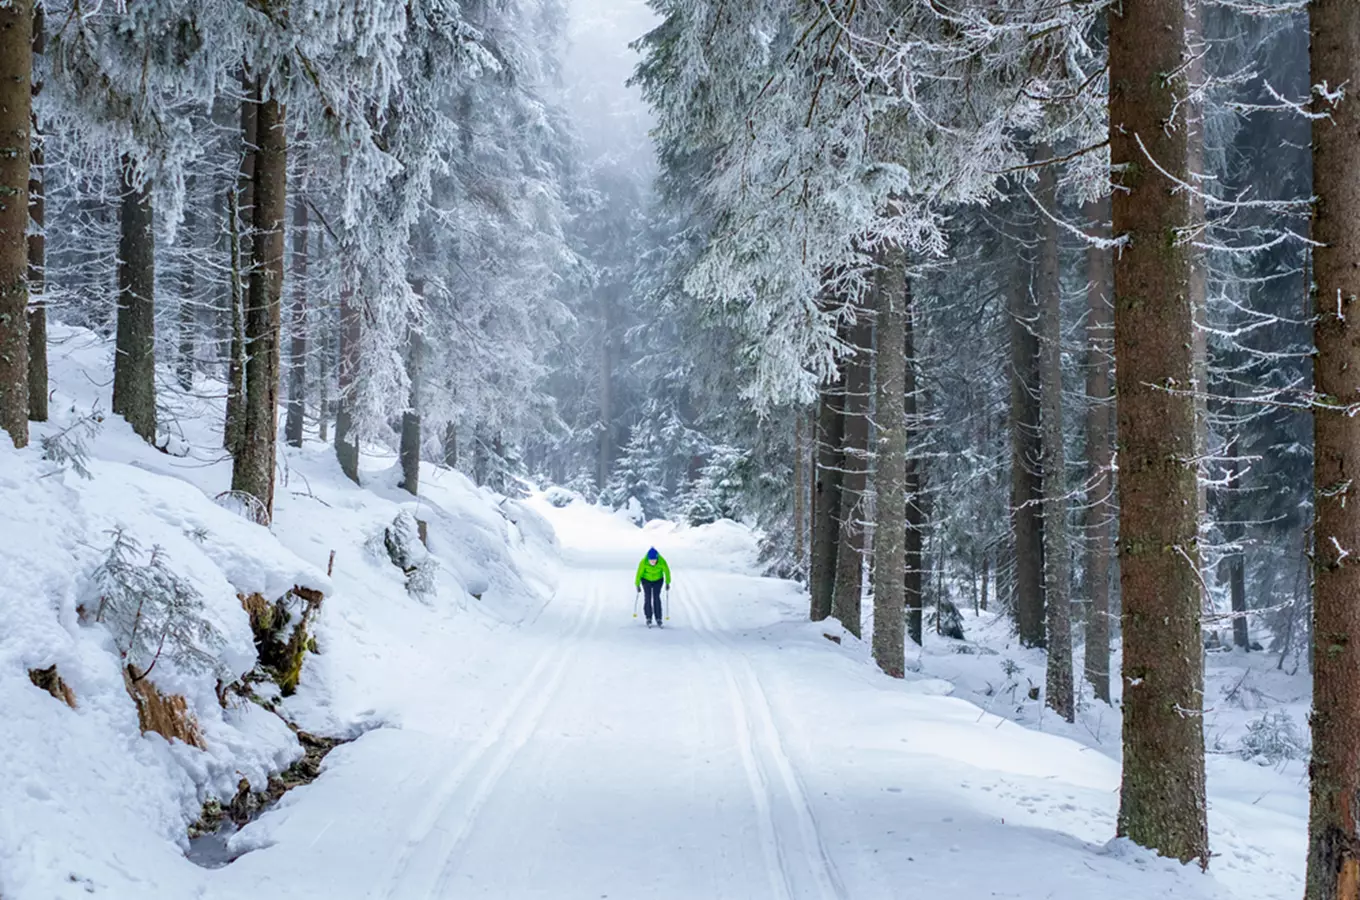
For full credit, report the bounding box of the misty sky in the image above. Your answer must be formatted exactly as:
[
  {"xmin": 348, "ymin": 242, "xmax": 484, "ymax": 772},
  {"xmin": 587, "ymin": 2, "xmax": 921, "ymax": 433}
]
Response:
[{"xmin": 561, "ymin": 0, "xmax": 658, "ymax": 173}]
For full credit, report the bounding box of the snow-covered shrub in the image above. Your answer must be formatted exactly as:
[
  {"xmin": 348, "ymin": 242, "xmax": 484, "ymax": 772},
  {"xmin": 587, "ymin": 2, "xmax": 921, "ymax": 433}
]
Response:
[
  {"xmin": 543, "ymin": 486, "xmax": 579, "ymax": 508},
  {"xmin": 929, "ymin": 598, "xmax": 966, "ymax": 640},
  {"xmin": 84, "ymin": 528, "xmax": 227, "ymax": 679},
  {"xmin": 40, "ymin": 412, "xmax": 102, "ymax": 480},
  {"xmin": 563, "ymin": 471, "xmax": 599, "ymax": 504},
  {"xmin": 1239, "ymin": 710, "xmax": 1308, "ymax": 765},
  {"xmin": 621, "ymin": 496, "xmax": 646, "ymax": 526}
]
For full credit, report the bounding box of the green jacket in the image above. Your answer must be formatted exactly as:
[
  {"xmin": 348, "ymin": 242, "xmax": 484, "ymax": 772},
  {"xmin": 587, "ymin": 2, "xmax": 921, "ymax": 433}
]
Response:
[{"xmin": 636, "ymin": 554, "xmax": 672, "ymax": 588}]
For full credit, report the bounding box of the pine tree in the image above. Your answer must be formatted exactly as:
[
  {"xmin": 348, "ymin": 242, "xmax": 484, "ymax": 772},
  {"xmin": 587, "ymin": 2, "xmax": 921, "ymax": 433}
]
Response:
[
  {"xmin": 811, "ymin": 370, "xmax": 844, "ymax": 621},
  {"xmin": 604, "ymin": 423, "xmax": 669, "ymax": 522},
  {"xmin": 0, "ymin": 0, "xmax": 32, "ymax": 448},
  {"xmin": 832, "ymin": 305, "xmax": 874, "ymax": 639},
  {"xmin": 1109, "ymin": 0, "xmax": 1209, "ymax": 866},
  {"xmin": 284, "ymin": 163, "xmax": 308, "ymax": 449},
  {"xmin": 1036, "ymin": 153, "xmax": 1073, "ymax": 723},
  {"xmin": 905, "ymin": 281, "xmax": 924, "ymax": 647},
  {"xmin": 1083, "ymin": 197, "xmax": 1114, "ymax": 704},
  {"xmin": 225, "ymin": 83, "xmax": 256, "ymax": 457},
  {"xmin": 1009, "ymin": 238, "xmax": 1045, "ymax": 648},
  {"xmin": 334, "ymin": 267, "xmax": 360, "ymax": 484},
  {"xmin": 230, "ymin": 90, "xmax": 286, "ymax": 516},
  {"xmin": 111, "ymin": 155, "xmax": 156, "ymax": 444},
  {"xmin": 872, "ymin": 249, "xmax": 907, "ymax": 677},
  {"xmin": 26, "ymin": 0, "xmax": 44, "ymax": 424},
  {"xmin": 1306, "ymin": 0, "xmax": 1360, "ymax": 893},
  {"xmin": 399, "ymin": 305, "xmax": 423, "ymax": 497}
]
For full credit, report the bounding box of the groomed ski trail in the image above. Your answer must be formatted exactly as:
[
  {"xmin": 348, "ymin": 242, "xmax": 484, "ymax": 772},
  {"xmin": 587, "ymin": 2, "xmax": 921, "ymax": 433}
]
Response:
[
  {"xmin": 680, "ymin": 581, "xmax": 846, "ymax": 900},
  {"xmin": 377, "ymin": 571, "xmax": 609, "ymax": 897},
  {"xmin": 206, "ymin": 511, "xmax": 1233, "ymax": 900}
]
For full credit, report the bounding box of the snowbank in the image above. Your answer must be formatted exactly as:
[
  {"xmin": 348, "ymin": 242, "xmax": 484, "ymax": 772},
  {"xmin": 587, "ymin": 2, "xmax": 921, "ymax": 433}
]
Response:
[{"xmin": 0, "ymin": 325, "xmax": 560, "ymax": 899}]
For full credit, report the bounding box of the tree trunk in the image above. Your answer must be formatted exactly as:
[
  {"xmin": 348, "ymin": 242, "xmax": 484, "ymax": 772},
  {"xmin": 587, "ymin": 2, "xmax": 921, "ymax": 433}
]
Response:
[
  {"xmin": 284, "ymin": 164, "xmax": 308, "ymax": 448},
  {"xmin": 811, "ymin": 374, "xmax": 844, "ymax": 621},
  {"xmin": 872, "ymin": 250, "xmax": 907, "ymax": 677},
  {"xmin": 399, "ymin": 285, "xmax": 423, "ymax": 497},
  {"xmin": 1306, "ymin": 0, "xmax": 1360, "ymax": 893},
  {"xmin": 112, "ymin": 155, "xmax": 156, "ymax": 444},
  {"xmin": 224, "ymin": 81, "xmax": 256, "ymax": 456},
  {"xmin": 334, "ymin": 268, "xmax": 360, "ymax": 484},
  {"xmin": 1109, "ymin": 0, "xmax": 1209, "ymax": 866},
  {"xmin": 443, "ymin": 419, "xmax": 458, "ymax": 469},
  {"xmin": 598, "ymin": 297, "xmax": 614, "ymax": 491},
  {"xmin": 794, "ymin": 410, "xmax": 806, "ymax": 575},
  {"xmin": 1009, "ymin": 247, "xmax": 1045, "ymax": 647},
  {"xmin": 26, "ymin": 2, "xmax": 43, "ymax": 422},
  {"xmin": 905, "ymin": 279, "xmax": 924, "ymax": 647},
  {"xmin": 175, "ymin": 181, "xmax": 197, "ymax": 392},
  {"xmin": 1084, "ymin": 197, "xmax": 1114, "ymax": 704},
  {"xmin": 1188, "ymin": 0, "xmax": 1209, "ymax": 523},
  {"xmin": 230, "ymin": 93, "xmax": 286, "ymax": 516},
  {"xmin": 832, "ymin": 303, "xmax": 873, "ymax": 639},
  {"xmin": 315, "ymin": 227, "xmax": 329, "ymax": 444},
  {"xmin": 0, "ymin": 0, "xmax": 32, "ymax": 448},
  {"xmin": 1228, "ymin": 535, "xmax": 1249, "ymax": 651},
  {"xmin": 1036, "ymin": 150, "xmax": 1074, "ymax": 723}
]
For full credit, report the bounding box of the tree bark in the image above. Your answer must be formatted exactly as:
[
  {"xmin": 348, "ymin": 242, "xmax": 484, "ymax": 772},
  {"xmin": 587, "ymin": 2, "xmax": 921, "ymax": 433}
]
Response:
[
  {"xmin": 25, "ymin": 1, "xmax": 43, "ymax": 422},
  {"xmin": 176, "ymin": 180, "xmax": 197, "ymax": 391},
  {"xmin": 1109, "ymin": 0, "xmax": 1209, "ymax": 866},
  {"xmin": 1306, "ymin": 0, "xmax": 1360, "ymax": 894},
  {"xmin": 794, "ymin": 409, "xmax": 806, "ymax": 575},
  {"xmin": 1009, "ymin": 246, "xmax": 1045, "ymax": 647},
  {"xmin": 443, "ymin": 419, "xmax": 458, "ymax": 469},
  {"xmin": 334, "ymin": 267, "xmax": 360, "ymax": 484},
  {"xmin": 1083, "ymin": 197, "xmax": 1114, "ymax": 704},
  {"xmin": 905, "ymin": 280, "xmax": 924, "ymax": 647},
  {"xmin": 832, "ymin": 302, "xmax": 874, "ymax": 638},
  {"xmin": 1188, "ymin": 0, "xmax": 1209, "ymax": 523},
  {"xmin": 811, "ymin": 374, "xmax": 844, "ymax": 621},
  {"xmin": 284, "ymin": 164, "xmax": 308, "ymax": 448},
  {"xmin": 399, "ymin": 285, "xmax": 424, "ymax": 497},
  {"xmin": 112, "ymin": 155, "xmax": 156, "ymax": 444},
  {"xmin": 230, "ymin": 93, "xmax": 286, "ymax": 516},
  {"xmin": 224, "ymin": 80, "xmax": 256, "ymax": 456},
  {"xmin": 0, "ymin": 0, "xmax": 32, "ymax": 448},
  {"xmin": 315, "ymin": 227, "xmax": 329, "ymax": 444},
  {"xmin": 1036, "ymin": 150, "xmax": 1074, "ymax": 723},
  {"xmin": 872, "ymin": 250, "xmax": 907, "ymax": 677},
  {"xmin": 598, "ymin": 296, "xmax": 614, "ymax": 491},
  {"xmin": 1227, "ymin": 528, "xmax": 1249, "ymax": 651}
]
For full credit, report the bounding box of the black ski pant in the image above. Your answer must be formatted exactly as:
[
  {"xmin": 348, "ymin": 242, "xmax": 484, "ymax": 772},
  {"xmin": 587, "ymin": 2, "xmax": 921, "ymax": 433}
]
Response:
[{"xmin": 641, "ymin": 578, "xmax": 665, "ymax": 621}]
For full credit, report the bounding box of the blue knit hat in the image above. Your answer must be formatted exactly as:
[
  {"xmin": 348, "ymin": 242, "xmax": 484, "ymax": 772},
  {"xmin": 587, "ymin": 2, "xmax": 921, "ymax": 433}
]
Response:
[{"xmin": 647, "ymin": 547, "xmax": 658, "ymax": 561}]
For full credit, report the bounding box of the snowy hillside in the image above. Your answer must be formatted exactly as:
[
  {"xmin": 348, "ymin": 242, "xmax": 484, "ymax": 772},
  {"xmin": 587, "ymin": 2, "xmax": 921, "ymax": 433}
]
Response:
[{"xmin": 1, "ymin": 326, "xmax": 561, "ymax": 898}]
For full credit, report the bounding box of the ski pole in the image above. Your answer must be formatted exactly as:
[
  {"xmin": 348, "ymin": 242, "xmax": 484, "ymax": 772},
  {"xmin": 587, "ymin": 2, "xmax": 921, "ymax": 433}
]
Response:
[
  {"xmin": 665, "ymin": 585, "xmax": 670, "ymax": 621},
  {"xmin": 633, "ymin": 590, "xmax": 640, "ymax": 619}
]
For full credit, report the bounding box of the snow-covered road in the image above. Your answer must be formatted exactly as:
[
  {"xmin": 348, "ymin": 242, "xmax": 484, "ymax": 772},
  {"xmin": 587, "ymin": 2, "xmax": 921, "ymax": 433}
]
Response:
[{"xmin": 207, "ymin": 501, "xmax": 1228, "ymax": 900}]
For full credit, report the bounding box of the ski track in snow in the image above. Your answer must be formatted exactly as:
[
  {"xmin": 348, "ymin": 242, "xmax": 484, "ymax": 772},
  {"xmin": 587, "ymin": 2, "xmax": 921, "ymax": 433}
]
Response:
[
  {"xmin": 680, "ymin": 582, "xmax": 846, "ymax": 900},
  {"xmin": 190, "ymin": 503, "xmax": 1271, "ymax": 900},
  {"xmin": 356, "ymin": 557, "xmax": 847, "ymax": 899},
  {"xmin": 379, "ymin": 572, "xmax": 607, "ymax": 898}
]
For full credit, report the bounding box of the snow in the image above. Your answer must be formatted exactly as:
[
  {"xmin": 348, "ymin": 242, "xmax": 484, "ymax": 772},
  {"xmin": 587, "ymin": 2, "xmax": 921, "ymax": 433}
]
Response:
[{"xmin": 1, "ymin": 324, "xmax": 1307, "ymax": 899}]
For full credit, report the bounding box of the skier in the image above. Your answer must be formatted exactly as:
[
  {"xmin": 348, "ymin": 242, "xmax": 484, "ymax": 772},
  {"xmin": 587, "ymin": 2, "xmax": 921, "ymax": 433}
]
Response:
[{"xmin": 635, "ymin": 547, "xmax": 671, "ymax": 627}]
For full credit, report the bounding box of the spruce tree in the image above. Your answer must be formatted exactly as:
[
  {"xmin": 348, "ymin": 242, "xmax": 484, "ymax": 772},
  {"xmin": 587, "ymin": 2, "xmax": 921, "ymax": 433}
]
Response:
[
  {"xmin": 1109, "ymin": 0, "xmax": 1209, "ymax": 866},
  {"xmin": 1306, "ymin": 0, "xmax": 1360, "ymax": 893}
]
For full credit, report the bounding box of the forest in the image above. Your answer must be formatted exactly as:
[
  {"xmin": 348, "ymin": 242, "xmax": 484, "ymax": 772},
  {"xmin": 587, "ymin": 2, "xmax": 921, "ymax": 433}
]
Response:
[{"xmin": 0, "ymin": 0, "xmax": 1356, "ymax": 896}]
